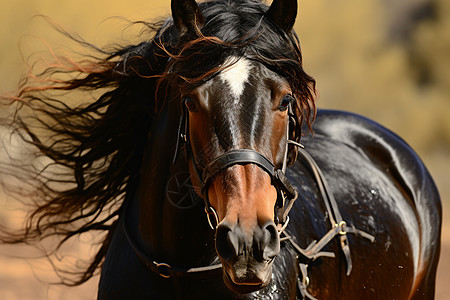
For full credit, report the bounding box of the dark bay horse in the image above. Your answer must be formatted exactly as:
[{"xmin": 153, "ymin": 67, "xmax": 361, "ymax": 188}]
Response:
[{"xmin": 0, "ymin": 0, "xmax": 441, "ymax": 299}]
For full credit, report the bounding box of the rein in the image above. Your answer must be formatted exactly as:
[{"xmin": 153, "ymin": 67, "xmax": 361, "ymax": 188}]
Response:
[{"xmin": 121, "ymin": 191, "xmax": 222, "ymax": 279}]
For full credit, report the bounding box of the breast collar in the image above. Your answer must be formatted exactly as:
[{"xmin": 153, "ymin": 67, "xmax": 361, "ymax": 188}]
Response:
[{"xmin": 172, "ymin": 101, "xmax": 301, "ymax": 231}]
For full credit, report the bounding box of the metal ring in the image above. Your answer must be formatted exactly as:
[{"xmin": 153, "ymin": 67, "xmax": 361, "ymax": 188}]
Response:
[
  {"xmin": 338, "ymin": 221, "xmax": 347, "ymax": 235},
  {"xmin": 304, "ymin": 276, "xmax": 310, "ymax": 287},
  {"xmin": 205, "ymin": 206, "xmax": 219, "ymax": 230},
  {"xmin": 153, "ymin": 261, "xmax": 172, "ymax": 279},
  {"xmin": 277, "ymin": 216, "xmax": 290, "ymax": 234}
]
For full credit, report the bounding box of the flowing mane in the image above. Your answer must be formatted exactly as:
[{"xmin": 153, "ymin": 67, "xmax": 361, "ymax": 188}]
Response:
[{"xmin": 0, "ymin": 0, "xmax": 315, "ymax": 285}]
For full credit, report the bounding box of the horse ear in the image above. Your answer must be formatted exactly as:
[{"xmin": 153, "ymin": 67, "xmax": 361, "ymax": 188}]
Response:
[
  {"xmin": 265, "ymin": 0, "xmax": 298, "ymax": 32},
  {"xmin": 171, "ymin": 0, "xmax": 205, "ymax": 36}
]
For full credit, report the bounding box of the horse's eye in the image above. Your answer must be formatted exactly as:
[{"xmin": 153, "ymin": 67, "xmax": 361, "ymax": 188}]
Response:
[
  {"xmin": 278, "ymin": 95, "xmax": 293, "ymax": 111},
  {"xmin": 184, "ymin": 97, "xmax": 197, "ymax": 111}
]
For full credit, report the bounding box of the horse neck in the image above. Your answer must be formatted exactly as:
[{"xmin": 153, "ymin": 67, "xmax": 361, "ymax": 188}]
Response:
[{"xmin": 129, "ymin": 102, "xmax": 216, "ymax": 267}]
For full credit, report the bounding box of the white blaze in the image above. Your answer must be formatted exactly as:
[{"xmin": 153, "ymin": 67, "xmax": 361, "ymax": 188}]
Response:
[{"xmin": 219, "ymin": 57, "xmax": 251, "ymax": 98}]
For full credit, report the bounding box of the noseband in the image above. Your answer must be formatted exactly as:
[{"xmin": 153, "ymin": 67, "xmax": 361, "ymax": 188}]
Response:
[{"xmin": 173, "ymin": 100, "xmax": 300, "ymax": 230}]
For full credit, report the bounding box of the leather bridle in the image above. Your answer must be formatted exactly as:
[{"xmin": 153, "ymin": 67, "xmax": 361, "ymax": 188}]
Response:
[
  {"xmin": 173, "ymin": 99, "xmax": 301, "ymax": 230},
  {"xmin": 122, "ymin": 98, "xmax": 375, "ymax": 298}
]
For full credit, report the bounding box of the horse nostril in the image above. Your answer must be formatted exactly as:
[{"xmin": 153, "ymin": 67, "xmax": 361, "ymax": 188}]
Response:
[
  {"xmin": 216, "ymin": 223, "xmax": 239, "ymax": 260},
  {"xmin": 261, "ymin": 221, "xmax": 280, "ymax": 260}
]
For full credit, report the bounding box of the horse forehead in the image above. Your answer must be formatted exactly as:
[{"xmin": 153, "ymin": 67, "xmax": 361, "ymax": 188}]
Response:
[{"xmin": 218, "ymin": 57, "xmax": 253, "ymax": 99}]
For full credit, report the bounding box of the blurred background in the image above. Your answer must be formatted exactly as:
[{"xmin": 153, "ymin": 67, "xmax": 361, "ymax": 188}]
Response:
[{"xmin": 0, "ymin": 0, "xmax": 448, "ymax": 299}]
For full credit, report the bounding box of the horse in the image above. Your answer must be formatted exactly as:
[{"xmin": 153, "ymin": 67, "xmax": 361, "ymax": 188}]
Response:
[{"xmin": 0, "ymin": 0, "xmax": 441, "ymax": 299}]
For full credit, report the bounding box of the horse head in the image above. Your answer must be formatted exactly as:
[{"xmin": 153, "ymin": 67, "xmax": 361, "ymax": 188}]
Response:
[{"xmin": 169, "ymin": 0, "xmax": 311, "ymax": 293}]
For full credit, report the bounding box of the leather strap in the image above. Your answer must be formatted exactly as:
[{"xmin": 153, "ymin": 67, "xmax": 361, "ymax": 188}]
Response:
[
  {"xmin": 121, "ymin": 197, "xmax": 222, "ymax": 279},
  {"xmin": 202, "ymin": 149, "xmax": 275, "ymax": 192},
  {"xmin": 281, "ymin": 147, "xmax": 375, "ymax": 299},
  {"xmin": 124, "ymin": 143, "xmax": 375, "ymax": 284}
]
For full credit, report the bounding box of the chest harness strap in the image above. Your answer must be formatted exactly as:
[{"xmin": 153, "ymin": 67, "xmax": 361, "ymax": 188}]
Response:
[{"xmin": 282, "ymin": 147, "xmax": 375, "ymax": 300}]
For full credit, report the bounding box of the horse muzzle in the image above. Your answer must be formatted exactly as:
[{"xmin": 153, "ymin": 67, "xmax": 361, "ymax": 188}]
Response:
[{"xmin": 215, "ymin": 220, "xmax": 280, "ymax": 294}]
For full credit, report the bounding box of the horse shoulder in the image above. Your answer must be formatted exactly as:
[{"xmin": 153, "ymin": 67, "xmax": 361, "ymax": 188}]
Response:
[
  {"xmin": 305, "ymin": 109, "xmax": 441, "ymax": 298},
  {"xmin": 310, "ymin": 109, "xmax": 441, "ymax": 234}
]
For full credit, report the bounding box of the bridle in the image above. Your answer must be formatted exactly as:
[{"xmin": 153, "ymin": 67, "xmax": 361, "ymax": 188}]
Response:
[
  {"xmin": 122, "ymin": 96, "xmax": 375, "ymax": 298},
  {"xmin": 173, "ymin": 99, "xmax": 301, "ymax": 231},
  {"xmin": 121, "ymin": 100, "xmax": 300, "ymax": 280}
]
